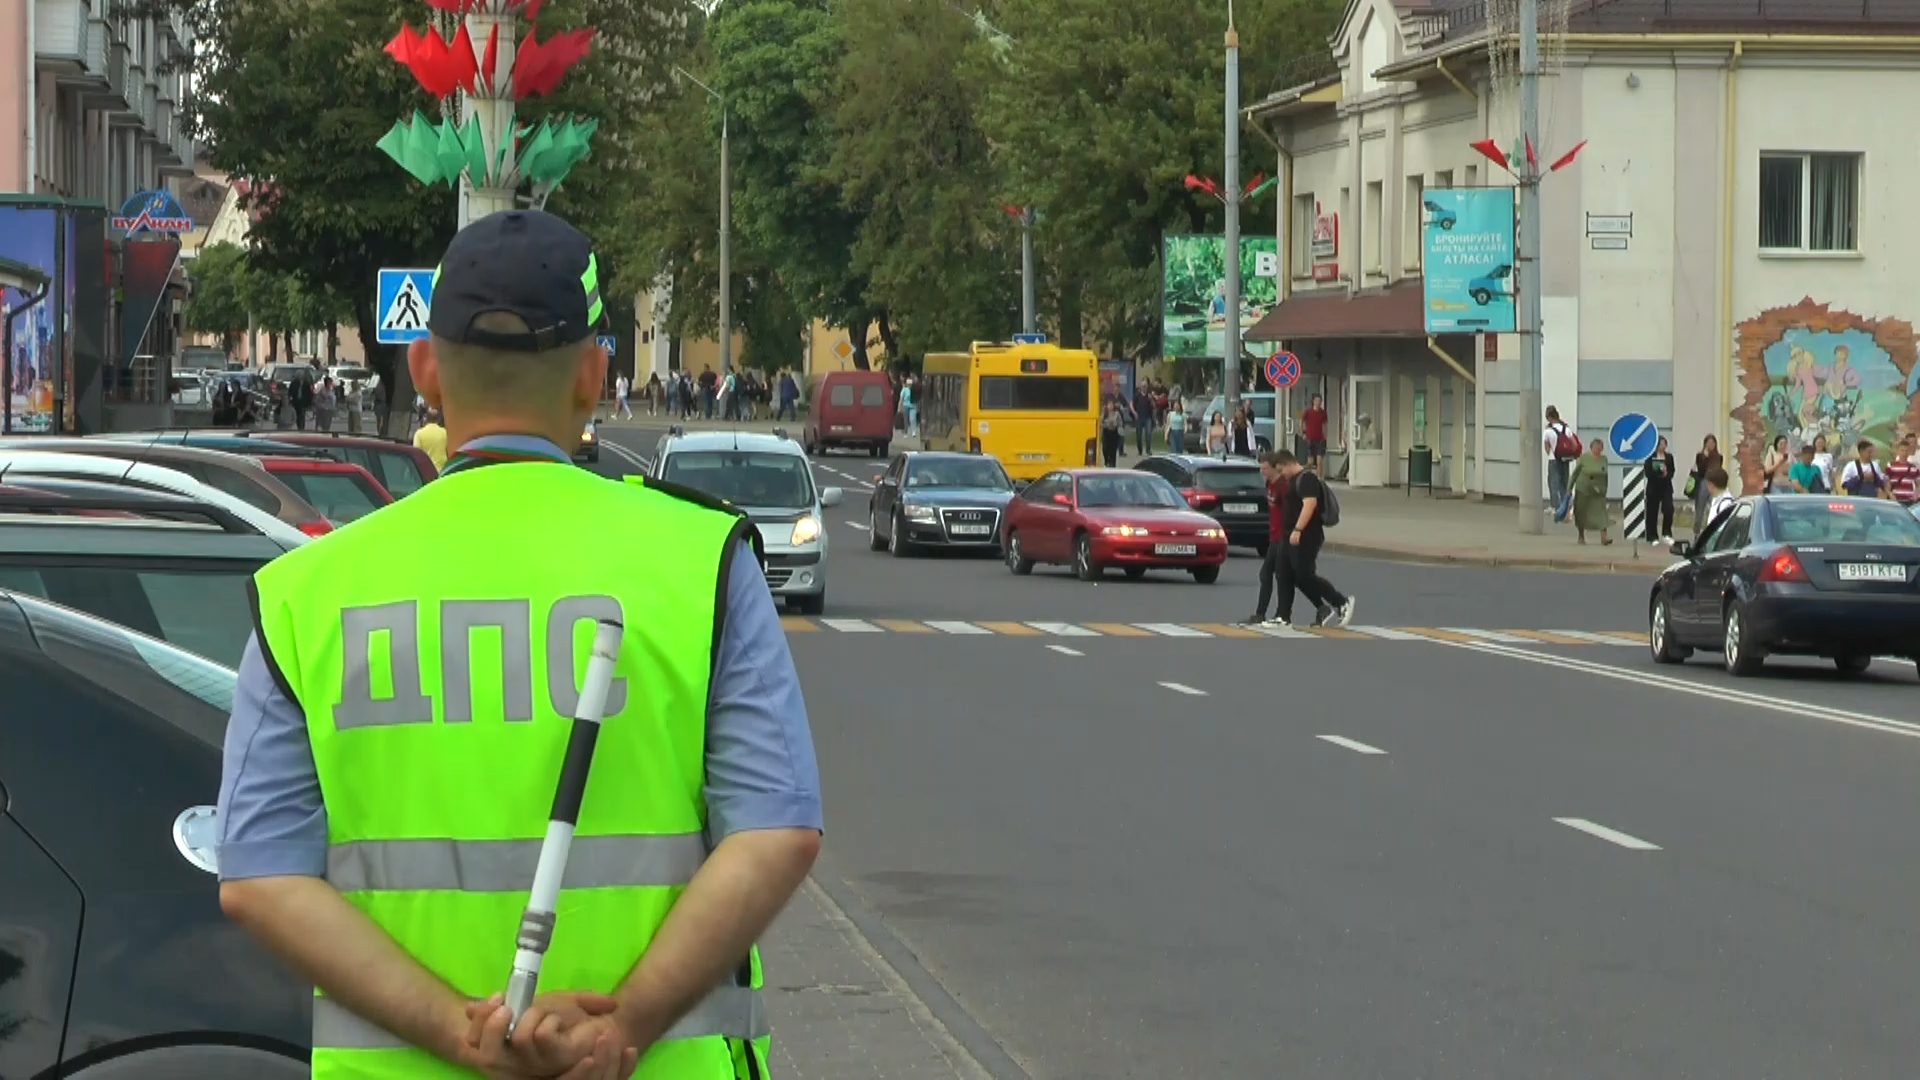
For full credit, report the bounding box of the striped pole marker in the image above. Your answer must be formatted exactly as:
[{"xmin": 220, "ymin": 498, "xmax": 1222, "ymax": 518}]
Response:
[
  {"xmin": 1621, "ymin": 463, "xmax": 1648, "ymax": 546},
  {"xmin": 504, "ymin": 618, "xmax": 623, "ymax": 1037}
]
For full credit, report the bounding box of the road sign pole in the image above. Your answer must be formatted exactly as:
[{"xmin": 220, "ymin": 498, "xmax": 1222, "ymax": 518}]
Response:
[
  {"xmin": 1222, "ymin": 15, "xmax": 1242, "ymax": 421},
  {"xmin": 1621, "ymin": 463, "xmax": 1647, "ymax": 557}
]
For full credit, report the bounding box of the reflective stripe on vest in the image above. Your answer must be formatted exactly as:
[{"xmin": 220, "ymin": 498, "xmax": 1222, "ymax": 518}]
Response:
[
  {"xmin": 252, "ymin": 463, "xmax": 763, "ymax": 1079},
  {"xmin": 312, "ymin": 983, "xmax": 769, "ymax": 1050}
]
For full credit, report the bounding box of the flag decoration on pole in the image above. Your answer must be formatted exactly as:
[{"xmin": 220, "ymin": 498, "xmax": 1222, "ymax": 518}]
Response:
[{"xmin": 375, "ymin": 1, "xmax": 598, "ymax": 194}]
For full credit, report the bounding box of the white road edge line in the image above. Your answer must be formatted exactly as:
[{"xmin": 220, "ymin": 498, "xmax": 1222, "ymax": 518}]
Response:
[
  {"xmin": 1158, "ymin": 681, "xmax": 1208, "ymax": 696},
  {"xmin": 1046, "ymin": 645, "xmax": 1084, "ymax": 657},
  {"xmin": 1554, "ymin": 817, "xmax": 1662, "ymax": 851},
  {"xmin": 1316, "ymin": 735, "xmax": 1387, "ymax": 755},
  {"xmin": 1436, "ymin": 638, "xmax": 1920, "ymax": 741}
]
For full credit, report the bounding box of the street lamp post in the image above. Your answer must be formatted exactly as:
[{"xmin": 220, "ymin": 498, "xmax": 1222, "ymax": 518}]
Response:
[
  {"xmin": 1020, "ymin": 208, "xmax": 1037, "ymax": 335},
  {"xmin": 1222, "ymin": 5, "xmax": 1243, "ymax": 420},
  {"xmin": 677, "ymin": 67, "xmax": 732, "ymax": 375}
]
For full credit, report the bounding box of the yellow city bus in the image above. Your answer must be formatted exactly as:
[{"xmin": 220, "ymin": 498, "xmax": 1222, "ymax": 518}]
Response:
[{"xmin": 919, "ymin": 342, "xmax": 1100, "ymax": 481}]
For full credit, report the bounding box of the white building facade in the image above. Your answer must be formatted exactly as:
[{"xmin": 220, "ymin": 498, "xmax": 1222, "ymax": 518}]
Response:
[{"xmin": 1248, "ymin": 0, "xmax": 1920, "ymax": 499}]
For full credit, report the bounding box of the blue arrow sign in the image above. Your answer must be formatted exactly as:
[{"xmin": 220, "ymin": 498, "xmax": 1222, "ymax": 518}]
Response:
[
  {"xmin": 1011, "ymin": 332, "xmax": 1046, "ymax": 344},
  {"xmin": 596, "ymin": 335, "xmax": 617, "ymax": 354},
  {"xmin": 1608, "ymin": 412, "xmax": 1659, "ymax": 462},
  {"xmin": 376, "ymin": 268, "xmax": 433, "ymax": 345}
]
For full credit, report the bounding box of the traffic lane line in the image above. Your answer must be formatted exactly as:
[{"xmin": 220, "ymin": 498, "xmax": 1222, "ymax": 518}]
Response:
[
  {"xmin": 1554, "ymin": 817, "xmax": 1661, "ymax": 851},
  {"xmin": 1158, "ymin": 681, "xmax": 1207, "ymax": 696},
  {"xmin": 1046, "ymin": 644, "xmax": 1084, "ymax": 657},
  {"xmin": 1317, "ymin": 735, "xmax": 1387, "ymax": 755}
]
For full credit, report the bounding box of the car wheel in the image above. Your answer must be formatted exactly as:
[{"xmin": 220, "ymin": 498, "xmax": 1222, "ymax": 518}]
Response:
[
  {"xmin": 1649, "ymin": 593, "xmax": 1691, "ymax": 664},
  {"xmin": 1123, "ymin": 566, "xmax": 1146, "ymax": 580},
  {"xmin": 793, "ymin": 592, "xmax": 826, "ymax": 615},
  {"xmin": 1722, "ymin": 600, "xmax": 1764, "ymax": 677},
  {"xmin": 1191, "ymin": 565, "xmax": 1221, "ymax": 585},
  {"xmin": 1074, "ymin": 533, "xmax": 1102, "ymax": 581},
  {"xmin": 1834, "ymin": 654, "xmax": 1872, "ymax": 675},
  {"xmin": 1005, "ymin": 530, "xmax": 1034, "ymax": 575},
  {"xmin": 889, "ymin": 511, "xmax": 913, "ymax": 558},
  {"xmin": 867, "ymin": 508, "xmax": 886, "ymax": 551}
]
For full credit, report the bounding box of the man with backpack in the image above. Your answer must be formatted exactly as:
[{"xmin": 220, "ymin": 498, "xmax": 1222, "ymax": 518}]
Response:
[
  {"xmin": 1543, "ymin": 405, "xmax": 1581, "ymax": 522},
  {"xmin": 1274, "ymin": 451, "xmax": 1355, "ymax": 629}
]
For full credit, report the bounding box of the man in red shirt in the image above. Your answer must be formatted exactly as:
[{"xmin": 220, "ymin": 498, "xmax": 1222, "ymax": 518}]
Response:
[
  {"xmin": 1886, "ymin": 434, "xmax": 1919, "ymax": 506},
  {"xmin": 1301, "ymin": 394, "xmax": 1329, "ymax": 474},
  {"xmin": 1245, "ymin": 452, "xmax": 1296, "ymax": 626}
]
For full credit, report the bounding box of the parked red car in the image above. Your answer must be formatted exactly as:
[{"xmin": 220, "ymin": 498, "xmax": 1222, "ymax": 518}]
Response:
[
  {"xmin": 236, "ymin": 430, "xmax": 438, "ymax": 498},
  {"xmin": 803, "ymin": 369, "xmax": 894, "ymax": 457},
  {"xmin": 254, "ymin": 456, "xmax": 393, "ymax": 527},
  {"xmin": 999, "ymin": 467, "xmax": 1229, "ymax": 583}
]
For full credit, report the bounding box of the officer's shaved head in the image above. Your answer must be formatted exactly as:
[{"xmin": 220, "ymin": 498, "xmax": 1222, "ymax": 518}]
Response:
[{"xmin": 408, "ymin": 311, "xmax": 607, "ymax": 447}]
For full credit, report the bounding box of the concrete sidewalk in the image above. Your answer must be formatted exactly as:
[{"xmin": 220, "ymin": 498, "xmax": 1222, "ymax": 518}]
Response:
[
  {"xmin": 601, "ymin": 417, "xmax": 1674, "ymax": 573},
  {"xmin": 764, "ymin": 878, "xmax": 999, "ymax": 1080}
]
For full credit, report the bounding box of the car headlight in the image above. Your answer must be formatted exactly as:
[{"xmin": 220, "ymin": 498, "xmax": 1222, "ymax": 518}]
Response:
[
  {"xmin": 1100, "ymin": 524, "xmax": 1149, "ymax": 536},
  {"xmin": 1197, "ymin": 527, "xmax": 1225, "ymax": 538},
  {"xmin": 790, "ymin": 516, "xmax": 821, "ymax": 545},
  {"xmin": 904, "ymin": 503, "xmax": 938, "ymax": 523}
]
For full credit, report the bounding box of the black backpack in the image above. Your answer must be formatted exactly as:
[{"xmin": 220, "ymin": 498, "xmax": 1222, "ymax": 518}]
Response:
[{"xmin": 1309, "ymin": 470, "xmax": 1340, "ymax": 527}]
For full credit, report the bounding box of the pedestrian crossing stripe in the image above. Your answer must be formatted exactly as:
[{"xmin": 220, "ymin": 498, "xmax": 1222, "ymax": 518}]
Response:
[{"xmin": 779, "ymin": 619, "xmax": 1644, "ymax": 643}]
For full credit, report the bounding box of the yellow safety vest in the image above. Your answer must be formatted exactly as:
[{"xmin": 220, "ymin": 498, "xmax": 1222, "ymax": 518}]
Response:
[{"xmin": 252, "ymin": 461, "xmax": 772, "ymax": 1079}]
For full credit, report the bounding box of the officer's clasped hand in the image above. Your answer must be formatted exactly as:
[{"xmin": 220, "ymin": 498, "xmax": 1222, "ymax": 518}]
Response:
[{"xmin": 464, "ymin": 990, "xmax": 640, "ymax": 1079}]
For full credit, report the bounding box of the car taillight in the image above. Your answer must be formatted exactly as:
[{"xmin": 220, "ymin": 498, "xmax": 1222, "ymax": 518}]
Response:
[
  {"xmin": 1759, "ymin": 548, "xmax": 1808, "ymax": 583},
  {"xmin": 1181, "ymin": 488, "xmax": 1219, "ymax": 510},
  {"xmin": 297, "ymin": 519, "xmax": 333, "ymax": 537},
  {"xmin": 1084, "ymin": 438, "xmax": 1097, "ymax": 465}
]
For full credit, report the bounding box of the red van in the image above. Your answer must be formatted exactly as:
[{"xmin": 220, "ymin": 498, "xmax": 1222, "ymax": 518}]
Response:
[{"xmin": 804, "ymin": 370, "xmax": 894, "ymax": 457}]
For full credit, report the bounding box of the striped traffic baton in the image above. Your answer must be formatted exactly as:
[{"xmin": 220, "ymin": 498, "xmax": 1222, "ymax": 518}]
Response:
[{"xmin": 504, "ymin": 618, "xmax": 624, "ymax": 1038}]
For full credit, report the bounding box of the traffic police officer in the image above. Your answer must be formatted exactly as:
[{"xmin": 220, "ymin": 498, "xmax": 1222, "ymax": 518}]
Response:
[{"xmin": 216, "ymin": 210, "xmax": 825, "ymax": 1079}]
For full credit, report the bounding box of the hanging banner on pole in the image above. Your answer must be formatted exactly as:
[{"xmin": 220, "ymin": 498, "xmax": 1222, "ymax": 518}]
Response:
[{"xmin": 1420, "ymin": 188, "xmax": 1518, "ymax": 334}]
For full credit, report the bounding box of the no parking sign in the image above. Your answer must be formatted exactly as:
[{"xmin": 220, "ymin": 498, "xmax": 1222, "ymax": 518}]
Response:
[{"xmin": 1264, "ymin": 349, "xmax": 1301, "ymax": 389}]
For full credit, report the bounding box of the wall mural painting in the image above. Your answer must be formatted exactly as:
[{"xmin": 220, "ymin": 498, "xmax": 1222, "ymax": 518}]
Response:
[{"xmin": 1731, "ymin": 298, "xmax": 1920, "ymax": 493}]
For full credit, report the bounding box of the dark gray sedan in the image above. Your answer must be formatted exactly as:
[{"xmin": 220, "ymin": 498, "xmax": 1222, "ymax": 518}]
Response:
[{"xmin": 867, "ymin": 451, "xmax": 1017, "ymax": 557}]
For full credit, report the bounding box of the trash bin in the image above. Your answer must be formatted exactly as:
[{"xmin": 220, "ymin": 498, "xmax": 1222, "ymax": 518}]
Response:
[{"xmin": 1407, "ymin": 445, "xmax": 1434, "ymax": 493}]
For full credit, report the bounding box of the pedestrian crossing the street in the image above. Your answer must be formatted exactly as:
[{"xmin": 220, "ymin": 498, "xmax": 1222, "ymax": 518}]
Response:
[{"xmin": 779, "ymin": 618, "xmax": 1644, "ymax": 646}]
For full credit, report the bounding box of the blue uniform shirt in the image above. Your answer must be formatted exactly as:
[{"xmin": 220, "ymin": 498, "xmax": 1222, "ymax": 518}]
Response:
[{"xmin": 216, "ymin": 434, "xmax": 824, "ymax": 880}]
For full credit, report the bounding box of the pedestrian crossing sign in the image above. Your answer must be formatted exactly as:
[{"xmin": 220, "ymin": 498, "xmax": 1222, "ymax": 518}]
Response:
[
  {"xmin": 376, "ymin": 268, "xmax": 434, "ymax": 345},
  {"xmin": 597, "ymin": 335, "xmax": 617, "ymax": 355}
]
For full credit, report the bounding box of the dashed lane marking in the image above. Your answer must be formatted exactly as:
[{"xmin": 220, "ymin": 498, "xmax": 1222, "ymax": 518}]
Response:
[
  {"xmin": 1317, "ymin": 735, "xmax": 1388, "ymax": 755},
  {"xmin": 1554, "ymin": 818, "xmax": 1662, "ymax": 851},
  {"xmin": 1047, "ymin": 645, "xmax": 1084, "ymax": 657},
  {"xmin": 1158, "ymin": 681, "xmax": 1208, "ymax": 696}
]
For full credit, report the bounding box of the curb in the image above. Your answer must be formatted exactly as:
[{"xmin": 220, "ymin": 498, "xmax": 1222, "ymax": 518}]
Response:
[{"xmin": 1325, "ymin": 539, "xmax": 1670, "ymax": 575}]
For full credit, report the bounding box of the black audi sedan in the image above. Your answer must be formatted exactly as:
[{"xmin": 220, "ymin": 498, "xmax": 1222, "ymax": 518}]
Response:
[
  {"xmin": 1647, "ymin": 494, "xmax": 1920, "ymax": 678},
  {"xmin": 0, "ymin": 590, "xmax": 310, "ymax": 1078},
  {"xmin": 867, "ymin": 451, "xmax": 1017, "ymax": 556},
  {"xmin": 1133, "ymin": 453, "xmax": 1271, "ymax": 554}
]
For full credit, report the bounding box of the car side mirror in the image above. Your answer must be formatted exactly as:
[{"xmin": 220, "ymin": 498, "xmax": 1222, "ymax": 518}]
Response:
[
  {"xmin": 820, "ymin": 487, "xmax": 844, "ymax": 507},
  {"xmin": 1670, "ymin": 539, "xmax": 1691, "ymax": 558},
  {"xmin": 1013, "ymin": 479, "xmax": 1030, "ymax": 492},
  {"xmin": 1052, "ymin": 493, "xmax": 1071, "ymax": 506}
]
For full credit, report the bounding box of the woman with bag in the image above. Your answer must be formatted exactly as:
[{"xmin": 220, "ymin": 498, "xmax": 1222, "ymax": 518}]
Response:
[
  {"xmin": 1687, "ymin": 434, "xmax": 1723, "ymax": 538},
  {"xmin": 1644, "ymin": 435, "xmax": 1676, "ymax": 544},
  {"xmin": 1567, "ymin": 437, "xmax": 1614, "ymax": 545}
]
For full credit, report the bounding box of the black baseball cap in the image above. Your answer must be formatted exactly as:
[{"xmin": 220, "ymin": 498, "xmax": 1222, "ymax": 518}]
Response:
[{"xmin": 427, "ymin": 210, "xmax": 607, "ymax": 352}]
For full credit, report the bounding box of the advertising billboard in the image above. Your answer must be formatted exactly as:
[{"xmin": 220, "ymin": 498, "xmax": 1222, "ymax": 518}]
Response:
[
  {"xmin": 1, "ymin": 206, "xmax": 61, "ymax": 433},
  {"xmin": 1162, "ymin": 234, "xmax": 1279, "ymax": 359},
  {"xmin": 1420, "ymin": 187, "xmax": 1517, "ymax": 334}
]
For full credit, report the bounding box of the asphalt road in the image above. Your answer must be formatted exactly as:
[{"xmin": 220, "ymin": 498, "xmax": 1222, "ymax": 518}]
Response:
[{"xmin": 593, "ymin": 420, "xmax": 1920, "ymax": 1078}]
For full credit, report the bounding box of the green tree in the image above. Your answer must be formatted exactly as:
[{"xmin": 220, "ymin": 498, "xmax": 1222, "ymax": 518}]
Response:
[
  {"xmin": 184, "ymin": 241, "xmax": 253, "ymax": 352},
  {"xmin": 830, "ymin": 0, "xmax": 1013, "ymax": 358}
]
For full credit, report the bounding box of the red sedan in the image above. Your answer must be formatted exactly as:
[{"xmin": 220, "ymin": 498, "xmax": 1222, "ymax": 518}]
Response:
[{"xmin": 1000, "ymin": 468, "xmax": 1229, "ymax": 583}]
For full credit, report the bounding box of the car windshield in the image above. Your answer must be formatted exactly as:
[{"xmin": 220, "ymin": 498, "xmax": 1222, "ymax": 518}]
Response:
[
  {"xmin": 1772, "ymin": 499, "xmax": 1920, "ymax": 545},
  {"xmin": 8, "ymin": 590, "xmax": 237, "ymax": 747},
  {"xmin": 272, "ymin": 469, "xmax": 385, "ymax": 524},
  {"xmin": 1077, "ymin": 474, "xmax": 1185, "ymax": 509},
  {"xmin": 664, "ymin": 450, "xmax": 815, "ymax": 509},
  {"xmin": 0, "ymin": 564, "xmax": 262, "ymax": 667},
  {"xmin": 906, "ymin": 458, "xmax": 1010, "ymax": 491},
  {"xmin": 1194, "ymin": 465, "xmax": 1264, "ymax": 492}
]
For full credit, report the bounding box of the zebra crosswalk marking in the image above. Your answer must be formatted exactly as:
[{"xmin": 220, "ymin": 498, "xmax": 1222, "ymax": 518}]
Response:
[
  {"xmin": 1191, "ymin": 623, "xmax": 1265, "ymax": 638},
  {"xmin": 1596, "ymin": 630, "xmax": 1646, "ymax": 642},
  {"xmin": 1343, "ymin": 626, "xmax": 1427, "ymax": 641},
  {"xmin": 1027, "ymin": 621, "xmax": 1100, "ymax": 636},
  {"xmin": 1504, "ymin": 629, "xmax": 1597, "ymax": 646},
  {"xmin": 1255, "ymin": 623, "xmax": 1314, "ymax": 639},
  {"xmin": 976, "ymin": 621, "xmax": 1043, "ymax": 636},
  {"xmin": 876, "ymin": 619, "xmax": 934, "ymax": 633},
  {"xmin": 1135, "ymin": 623, "xmax": 1211, "ymax": 637},
  {"xmin": 779, "ymin": 616, "xmax": 819, "ymax": 632},
  {"xmin": 820, "ymin": 618, "xmax": 883, "ymax": 633},
  {"xmin": 1441, "ymin": 628, "xmax": 1535, "ymax": 644},
  {"xmin": 926, "ymin": 620, "xmax": 992, "ymax": 634},
  {"xmin": 1302, "ymin": 626, "xmax": 1369, "ymax": 640},
  {"xmin": 1546, "ymin": 630, "xmax": 1640, "ymax": 647},
  {"xmin": 1402, "ymin": 627, "xmax": 1477, "ymax": 642},
  {"xmin": 1084, "ymin": 623, "xmax": 1153, "ymax": 636}
]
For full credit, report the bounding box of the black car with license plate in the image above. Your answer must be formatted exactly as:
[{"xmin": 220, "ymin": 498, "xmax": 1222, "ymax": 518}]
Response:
[
  {"xmin": 1648, "ymin": 494, "xmax": 1920, "ymax": 679},
  {"xmin": 1133, "ymin": 453, "xmax": 1270, "ymax": 554},
  {"xmin": 0, "ymin": 590, "xmax": 310, "ymax": 1079},
  {"xmin": 868, "ymin": 451, "xmax": 1017, "ymax": 556}
]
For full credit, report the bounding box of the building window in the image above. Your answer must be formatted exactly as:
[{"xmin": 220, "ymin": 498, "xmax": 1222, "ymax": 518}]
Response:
[
  {"xmin": 1403, "ymin": 175, "xmax": 1425, "ymax": 271},
  {"xmin": 1363, "ymin": 180, "xmax": 1383, "ymax": 274},
  {"xmin": 1759, "ymin": 152, "xmax": 1860, "ymax": 253},
  {"xmin": 1434, "ymin": 169, "xmax": 1454, "ymax": 189},
  {"xmin": 1291, "ymin": 193, "xmax": 1315, "ymax": 275}
]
